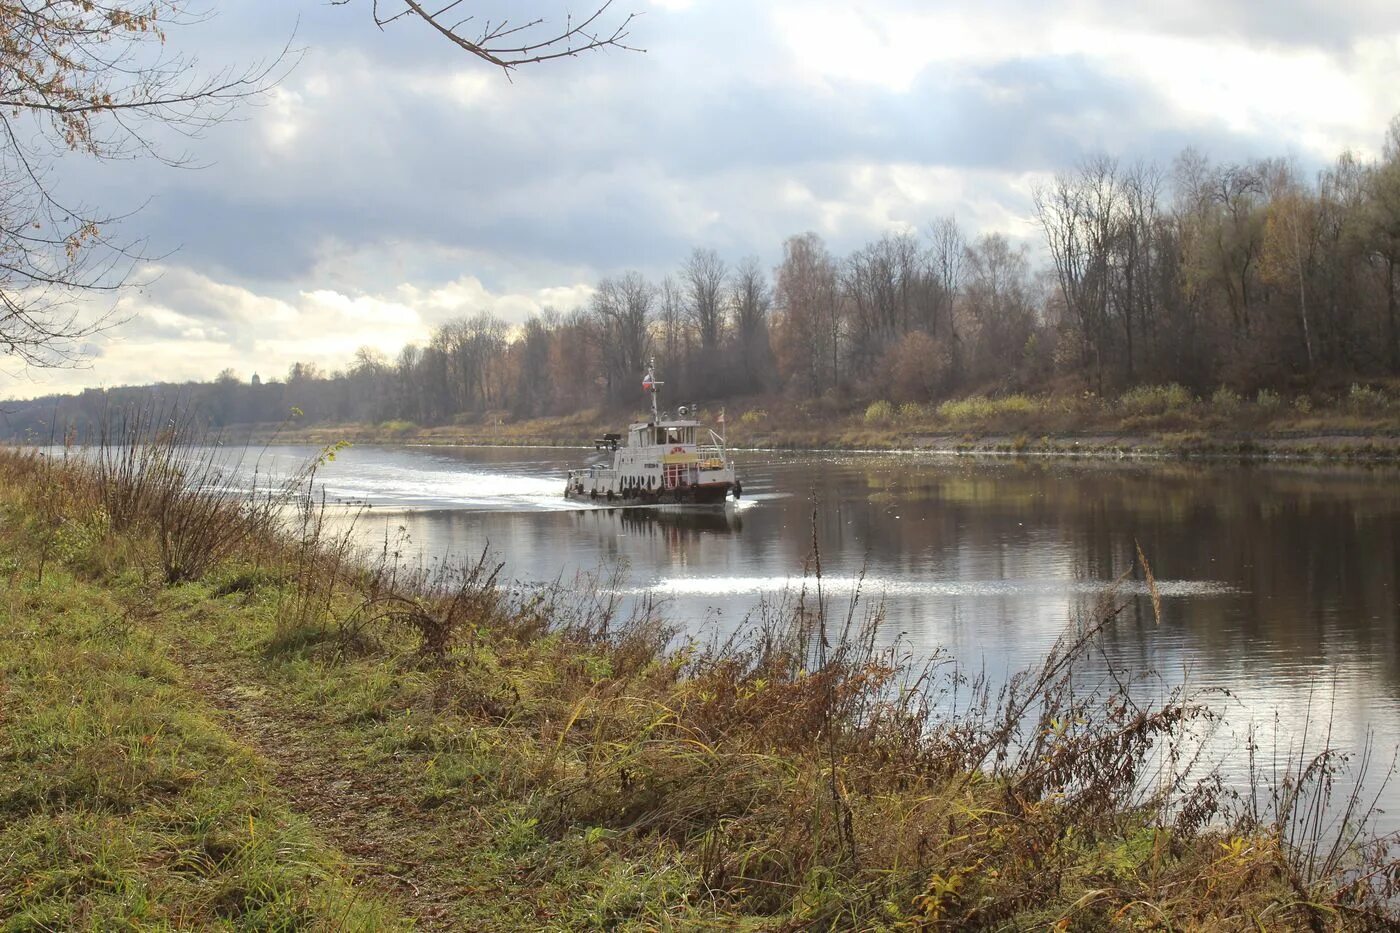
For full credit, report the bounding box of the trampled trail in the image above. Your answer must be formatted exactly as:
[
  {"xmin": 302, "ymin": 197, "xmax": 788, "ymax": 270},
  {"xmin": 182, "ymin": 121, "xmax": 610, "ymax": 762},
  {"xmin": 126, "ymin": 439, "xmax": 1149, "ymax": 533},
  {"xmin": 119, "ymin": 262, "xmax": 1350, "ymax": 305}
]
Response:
[{"xmin": 169, "ymin": 640, "xmax": 466, "ymax": 931}]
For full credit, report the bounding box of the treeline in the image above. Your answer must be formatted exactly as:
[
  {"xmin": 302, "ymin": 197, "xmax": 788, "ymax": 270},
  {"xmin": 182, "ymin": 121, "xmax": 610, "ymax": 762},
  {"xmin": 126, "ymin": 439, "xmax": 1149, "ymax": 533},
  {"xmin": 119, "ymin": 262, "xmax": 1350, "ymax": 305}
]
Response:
[{"xmin": 5, "ymin": 122, "xmax": 1400, "ymax": 438}]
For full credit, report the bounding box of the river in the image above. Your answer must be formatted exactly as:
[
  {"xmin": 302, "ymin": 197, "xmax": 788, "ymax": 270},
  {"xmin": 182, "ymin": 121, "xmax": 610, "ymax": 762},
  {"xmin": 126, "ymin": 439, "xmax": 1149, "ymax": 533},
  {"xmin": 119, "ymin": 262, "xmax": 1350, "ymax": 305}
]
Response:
[{"xmin": 243, "ymin": 443, "xmax": 1400, "ymax": 826}]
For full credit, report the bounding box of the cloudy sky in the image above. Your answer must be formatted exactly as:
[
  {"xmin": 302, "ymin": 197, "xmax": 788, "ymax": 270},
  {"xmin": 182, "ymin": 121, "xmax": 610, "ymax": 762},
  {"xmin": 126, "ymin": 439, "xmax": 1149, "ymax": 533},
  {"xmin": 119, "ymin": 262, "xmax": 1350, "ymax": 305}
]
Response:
[{"xmin": 6, "ymin": 0, "xmax": 1400, "ymax": 398}]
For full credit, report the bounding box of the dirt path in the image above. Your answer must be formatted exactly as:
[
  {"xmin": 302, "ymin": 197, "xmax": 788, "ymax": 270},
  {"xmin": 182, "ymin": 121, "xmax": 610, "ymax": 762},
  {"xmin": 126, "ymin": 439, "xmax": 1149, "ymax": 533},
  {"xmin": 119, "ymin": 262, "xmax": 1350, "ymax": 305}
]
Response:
[{"xmin": 172, "ymin": 642, "xmax": 468, "ymax": 931}]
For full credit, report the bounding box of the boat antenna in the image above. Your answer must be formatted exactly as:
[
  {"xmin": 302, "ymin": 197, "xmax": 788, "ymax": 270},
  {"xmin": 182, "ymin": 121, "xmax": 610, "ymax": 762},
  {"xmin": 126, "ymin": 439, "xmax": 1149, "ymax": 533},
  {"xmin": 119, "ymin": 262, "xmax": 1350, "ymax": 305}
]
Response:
[{"xmin": 643, "ymin": 358, "xmax": 663, "ymax": 423}]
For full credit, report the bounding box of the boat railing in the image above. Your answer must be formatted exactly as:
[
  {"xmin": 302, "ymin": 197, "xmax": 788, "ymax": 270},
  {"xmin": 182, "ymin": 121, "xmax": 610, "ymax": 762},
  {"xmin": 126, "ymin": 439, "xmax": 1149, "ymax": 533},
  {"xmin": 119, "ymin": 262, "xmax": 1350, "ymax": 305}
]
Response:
[{"xmin": 697, "ymin": 444, "xmax": 727, "ymax": 469}]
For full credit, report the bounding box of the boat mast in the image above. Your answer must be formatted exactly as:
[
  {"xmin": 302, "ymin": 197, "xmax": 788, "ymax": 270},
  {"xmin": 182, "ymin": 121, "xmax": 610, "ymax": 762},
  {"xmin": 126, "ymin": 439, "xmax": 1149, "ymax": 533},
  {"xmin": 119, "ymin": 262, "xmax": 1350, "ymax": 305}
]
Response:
[{"xmin": 644, "ymin": 358, "xmax": 663, "ymax": 422}]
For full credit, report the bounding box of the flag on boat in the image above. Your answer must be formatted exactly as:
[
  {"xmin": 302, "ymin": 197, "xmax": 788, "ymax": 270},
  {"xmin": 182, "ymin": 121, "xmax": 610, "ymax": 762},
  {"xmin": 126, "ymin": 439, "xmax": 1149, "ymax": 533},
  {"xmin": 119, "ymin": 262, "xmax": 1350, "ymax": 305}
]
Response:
[
  {"xmin": 718, "ymin": 408, "xmax": 725, "ymax": 424},
  {"xmin": 642, "ymin": 373, "xmax": 654, "ymax": 392}
]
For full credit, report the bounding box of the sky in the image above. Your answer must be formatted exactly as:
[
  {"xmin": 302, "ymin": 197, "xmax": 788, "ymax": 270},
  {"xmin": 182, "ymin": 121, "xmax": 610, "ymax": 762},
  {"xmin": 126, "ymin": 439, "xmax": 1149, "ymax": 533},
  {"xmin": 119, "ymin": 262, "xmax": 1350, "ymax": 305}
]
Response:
[{"xmin": 5, "ymin": 0, "xmax": 1400, "ymax": 398}]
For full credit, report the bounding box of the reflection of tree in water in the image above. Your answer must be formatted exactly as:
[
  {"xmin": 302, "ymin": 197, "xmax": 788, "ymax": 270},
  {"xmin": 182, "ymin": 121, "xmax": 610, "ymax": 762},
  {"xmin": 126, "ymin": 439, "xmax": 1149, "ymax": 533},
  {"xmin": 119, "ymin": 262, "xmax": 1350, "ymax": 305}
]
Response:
[{"xmin": 764, "ymin": 454, "xmax": 1400, "ymax": 690}]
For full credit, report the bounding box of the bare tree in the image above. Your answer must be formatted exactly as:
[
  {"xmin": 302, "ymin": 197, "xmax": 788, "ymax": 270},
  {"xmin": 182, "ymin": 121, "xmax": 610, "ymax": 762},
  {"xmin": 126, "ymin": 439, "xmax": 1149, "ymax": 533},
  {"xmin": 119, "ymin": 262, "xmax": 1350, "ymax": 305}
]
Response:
[
  {"xmin": 1365, "ymin": 119, "xmax": 1400, "ymax": 373},
  {"xmin": 342, "ymin": 0, "xmax": 642, "ymax": 71},
  {"xmin": 1114, "ymin": 161, "xmax": 1165, "ymax": 380},
  {"xmin": 1035, "ymin": 171, "xmax": 1096, "ymax": 388},
  {"xmin": 962, "ymin": 233, "xmax": 1037, "ymax": 383},
  {"xmin": 683, "ymin": 247, "xmax": 728, "ymax": 352},
  {"xmin": 0, "ymin": 2, "xmax": 287, "ymax": 368},
  {"xmin": 773, "ymin": 233, "xmax": 842, "ymax": 396},
  {"xmin": 1261, "ymin": 164, "xmax": 1320, "ymax": 372},
  {"xmin": 655, "ymin": 275, "xmax": 686, "ymax": 387},
  {"xmin": 926, "ymin": 216, "xmax": 965, "ymax": 380},
  {"xmin": 592, "ymin": 271, "xmax": 653, "ymax": 402},
  {"xmin": 1035, "ymin": 157, "xmax": 1122, "ymax": 393},
  {"xmin": 926, "ymin": 218, "xmax": 963, "ymax": 334},
  {"xmin": 730, "ymin": 255, "xmax": 774, "ymax": 391}
]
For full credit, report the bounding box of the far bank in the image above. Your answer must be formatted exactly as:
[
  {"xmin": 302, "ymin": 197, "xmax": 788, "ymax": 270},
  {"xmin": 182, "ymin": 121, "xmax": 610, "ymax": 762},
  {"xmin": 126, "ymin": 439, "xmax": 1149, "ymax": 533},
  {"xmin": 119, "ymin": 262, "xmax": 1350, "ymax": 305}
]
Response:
[{"xmin": 226, "ymin": 385, "xmax": 1400, "ymax": 463}]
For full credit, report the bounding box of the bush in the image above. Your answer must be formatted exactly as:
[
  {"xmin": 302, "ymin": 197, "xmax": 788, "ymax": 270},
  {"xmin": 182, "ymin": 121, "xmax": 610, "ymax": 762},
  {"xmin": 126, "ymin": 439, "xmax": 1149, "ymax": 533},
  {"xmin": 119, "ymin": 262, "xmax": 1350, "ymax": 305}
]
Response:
[
  {"xmin": 380, "ymin": 419, "xmax": 418, "ymax": 436},
  {"xmin": 1255, "ymin": 389, "xmax": 1282, "ymax": 413},
  {"xmin": 1118, "ymin": 384, "xmax": 1193, "ymax": 417},
  {"xmin": 1346, "ymin": 383, "xmax": 1390, "ymax": 414},
  {"xmin": 863, "ymin": 400, "xmax": 895, "ymax": 425},
  {"xmin": 90, "ymin": 404, "xmax": 307, "ymax": 585},
  {"xmin": 897, "ymin": 402, "xmax": 928, "ymax": 424},
  {"xmin": 937, "ymin": 396, "xmax": 992, "ymax": 422},
  {"xmin": 1209, "ymin": 387, "xmax": 1242, "ymax": 415},
  {"xmin": 936, "ymin": 395, "xmax": 1041, "ymax": 424},
  {"xmin": 1294, "ymin": 396, "xmax": 1314, "ymax": 415},
  {"xmin": 739, "ymin": 409, "xmax": 767, "ymax": 426}
]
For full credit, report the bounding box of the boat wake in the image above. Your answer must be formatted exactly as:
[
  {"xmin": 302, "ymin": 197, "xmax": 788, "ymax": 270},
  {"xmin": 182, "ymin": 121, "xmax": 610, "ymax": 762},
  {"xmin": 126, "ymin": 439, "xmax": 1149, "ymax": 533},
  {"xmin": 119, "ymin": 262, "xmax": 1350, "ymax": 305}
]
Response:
[
  {"xmin": 625, "ymin": 575, "xmax": 1239, "ymax": 598},
  {"xmin": 320, "ymin": 468, "xmax": 587, "ymax": 512}
]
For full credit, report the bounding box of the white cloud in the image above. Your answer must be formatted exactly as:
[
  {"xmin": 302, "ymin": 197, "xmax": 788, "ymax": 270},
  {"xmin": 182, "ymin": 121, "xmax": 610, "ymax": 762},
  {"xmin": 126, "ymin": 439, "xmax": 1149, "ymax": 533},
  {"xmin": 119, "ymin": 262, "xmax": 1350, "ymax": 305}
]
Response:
[
  {"xmin": 769, "ymin": 1, "xmax": 1400, "ymax": 159},
  {"xmin": 262, "ymin": 87, "xmax": 304, "ymax": 150},
  {"xmin": 1, "ymin": 265, "xmax": 596, "ymax": 399}
]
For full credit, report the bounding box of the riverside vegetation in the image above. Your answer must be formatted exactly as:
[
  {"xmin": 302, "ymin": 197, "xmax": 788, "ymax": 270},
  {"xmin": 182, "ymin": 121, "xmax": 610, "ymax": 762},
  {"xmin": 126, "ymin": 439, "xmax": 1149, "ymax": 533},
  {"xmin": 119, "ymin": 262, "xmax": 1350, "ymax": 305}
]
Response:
[
  {"xmin": 202, "ymin": 381, "xmax": 1400, "ymax": 462},
  {"xmin": 2, "ymin": 424, "xmax": 1399, "ymax": 930}
]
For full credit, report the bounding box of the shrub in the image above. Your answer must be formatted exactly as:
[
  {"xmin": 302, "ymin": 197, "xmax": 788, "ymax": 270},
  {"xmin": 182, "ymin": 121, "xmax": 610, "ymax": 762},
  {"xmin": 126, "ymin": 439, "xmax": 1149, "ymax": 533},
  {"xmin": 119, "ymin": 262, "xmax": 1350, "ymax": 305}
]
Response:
[
  {"xmin": 896, "ymin": 402, "xmax": 927, "ymax": 424},
  {"xmin": 994, "ymin": 394, "xmax": 1040, "ymax": 415},
  {"xmin": 346, "ymin": 547, "xmax": 506, "ymax": 661},
  {"xmin": 1346, "ymin": 383, "xmax": 1390, "ymax": 414},
  {"xmin": 936, "ymin": 394, "xmax": 1041, "ymax": 424},
  {"xmin": 1255, "ymin": 389, "xmax": 1282, "ymax": 412},
  {"xmin": 739, "ymin": 409, "xmax": 767, "ymax": 426},
  {"xmin": 1118, "ymin": 384, "xmax": 1193, "ymax": 417},
  {"xmin": 89, "ymin": 404, "xmax": 310, "ymax": 585},
  {"xmin": 1209, "ymin": 387, "xmax": 1242, "ymax": 415},
  {"xmin": 863, "ymin": 400, "xmax": 895, "ymax": 425},
  {"xmin": 937, "ymin": 396, "xmax": 991, "ymax": 422},
  {"xmin": 380, "ymin": 419, "xmax": 418, "ymax": 436},
  {"xmin": 1294, "ymin": 396, "xmax": 1314, "ymax": 415}
]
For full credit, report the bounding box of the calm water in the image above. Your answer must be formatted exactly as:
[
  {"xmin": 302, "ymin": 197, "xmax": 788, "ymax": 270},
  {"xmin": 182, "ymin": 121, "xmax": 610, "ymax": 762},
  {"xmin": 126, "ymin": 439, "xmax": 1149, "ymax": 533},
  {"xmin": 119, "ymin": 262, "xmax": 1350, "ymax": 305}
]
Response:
[{"xmin": 246, "ymin": 444, "xmax": 1400, "ymax": 821}]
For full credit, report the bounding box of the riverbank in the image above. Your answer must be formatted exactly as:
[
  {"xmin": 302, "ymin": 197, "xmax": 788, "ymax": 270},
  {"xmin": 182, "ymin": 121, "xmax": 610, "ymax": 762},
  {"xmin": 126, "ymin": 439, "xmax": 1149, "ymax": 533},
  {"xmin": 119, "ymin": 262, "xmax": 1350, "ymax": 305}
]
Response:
[
  {"xmin": 234, "ymin": 385, "xmax": 1400, "ymax": 462},
  {"xmin": 2, "ymin": 440, "xmax": 1396, "ymax": 929}
]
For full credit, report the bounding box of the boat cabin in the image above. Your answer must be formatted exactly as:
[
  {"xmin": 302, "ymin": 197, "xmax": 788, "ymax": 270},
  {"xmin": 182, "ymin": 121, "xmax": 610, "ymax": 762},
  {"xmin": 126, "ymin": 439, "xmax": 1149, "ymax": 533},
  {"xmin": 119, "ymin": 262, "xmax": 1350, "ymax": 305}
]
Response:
[{"xmin": 632, "ymin": 422, "xmax": 697, "ymax": 447}]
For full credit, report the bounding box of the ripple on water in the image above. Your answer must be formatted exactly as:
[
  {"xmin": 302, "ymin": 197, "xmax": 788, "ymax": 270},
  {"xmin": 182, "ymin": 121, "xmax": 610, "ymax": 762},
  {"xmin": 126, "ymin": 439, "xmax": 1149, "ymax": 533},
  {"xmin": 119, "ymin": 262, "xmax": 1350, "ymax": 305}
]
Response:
[{"xmin": 626, "ymin": 576, "xmax": 1240, "ymax": 598}]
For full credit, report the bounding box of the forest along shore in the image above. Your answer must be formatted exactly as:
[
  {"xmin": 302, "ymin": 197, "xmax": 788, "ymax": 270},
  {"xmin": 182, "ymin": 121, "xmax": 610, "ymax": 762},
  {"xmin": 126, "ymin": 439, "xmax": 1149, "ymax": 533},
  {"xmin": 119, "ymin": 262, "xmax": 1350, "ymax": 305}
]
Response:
[
  {"xmin": 223, "ymin": 384, "xmax": 1400, "ymax": 462},
  {"xmin": 2, "ymin": 438, "xmax": 1398, "ymax": 930}
]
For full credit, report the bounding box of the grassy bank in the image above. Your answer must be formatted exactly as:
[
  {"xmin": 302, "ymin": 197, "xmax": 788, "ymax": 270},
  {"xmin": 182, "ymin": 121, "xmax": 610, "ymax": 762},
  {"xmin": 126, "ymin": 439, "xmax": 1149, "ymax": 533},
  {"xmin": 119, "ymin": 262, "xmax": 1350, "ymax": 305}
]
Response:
[
  {"xmin": 235, "ymin": 383, "xmax": 1400, "ymax": 461},
  {"xmin": 2, "ymin": 437, "xmax": 1397, "ymax": 929}
]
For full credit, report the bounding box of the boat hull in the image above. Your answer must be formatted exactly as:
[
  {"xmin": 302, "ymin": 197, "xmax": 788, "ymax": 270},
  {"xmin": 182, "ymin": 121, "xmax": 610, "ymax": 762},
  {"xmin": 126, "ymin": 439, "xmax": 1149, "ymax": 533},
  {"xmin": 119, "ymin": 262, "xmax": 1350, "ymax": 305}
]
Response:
[{"xmin": 565, "ymin": 481, "xmax": 732, "ymax": 507}]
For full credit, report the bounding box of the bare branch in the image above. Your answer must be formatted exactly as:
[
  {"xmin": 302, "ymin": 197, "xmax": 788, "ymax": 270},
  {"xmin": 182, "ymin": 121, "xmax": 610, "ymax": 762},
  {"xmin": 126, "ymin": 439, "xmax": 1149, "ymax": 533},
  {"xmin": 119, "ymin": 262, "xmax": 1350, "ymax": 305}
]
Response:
[
  {"xmin": 0, "ymin": 2, "xmax": 289, "ymax": 368},
  {"xmin": 333, "ymin": 0, "xmax": 643, "ymax": 71}
]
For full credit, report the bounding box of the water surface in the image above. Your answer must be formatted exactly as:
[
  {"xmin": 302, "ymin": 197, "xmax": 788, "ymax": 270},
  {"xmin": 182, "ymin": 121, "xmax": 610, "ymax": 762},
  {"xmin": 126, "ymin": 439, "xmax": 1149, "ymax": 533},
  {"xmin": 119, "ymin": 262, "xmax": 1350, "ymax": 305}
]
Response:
[{"xmin": 247, "ymin": 444, "xmax": 1400, "ymax": 822}]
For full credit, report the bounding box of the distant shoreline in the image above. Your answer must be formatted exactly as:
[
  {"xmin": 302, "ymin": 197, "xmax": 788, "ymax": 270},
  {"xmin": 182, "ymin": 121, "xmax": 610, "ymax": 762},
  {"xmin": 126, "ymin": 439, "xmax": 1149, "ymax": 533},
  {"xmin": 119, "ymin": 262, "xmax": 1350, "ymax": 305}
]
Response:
[
  {"xmin": 11, "ymin": 387, "xmax": 1400, "ymax": 464},
  {"xmin": 228, "ymin": 421, "xmax": 1400, "ymax": 464}
]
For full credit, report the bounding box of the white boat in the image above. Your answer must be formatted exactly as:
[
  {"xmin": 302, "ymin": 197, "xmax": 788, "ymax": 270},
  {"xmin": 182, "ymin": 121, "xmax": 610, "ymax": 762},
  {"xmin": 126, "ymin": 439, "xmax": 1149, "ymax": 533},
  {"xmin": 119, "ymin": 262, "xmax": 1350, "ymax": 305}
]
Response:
[{"xmin": 564, "ymin": 361, "xmax": 741, "ymax": 506}]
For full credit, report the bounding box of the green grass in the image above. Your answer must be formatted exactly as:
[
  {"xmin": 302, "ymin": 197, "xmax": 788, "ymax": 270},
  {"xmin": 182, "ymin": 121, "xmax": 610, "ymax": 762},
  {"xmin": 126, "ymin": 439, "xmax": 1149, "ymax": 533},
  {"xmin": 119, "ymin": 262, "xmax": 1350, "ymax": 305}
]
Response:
[{"xmin": 0, "ymin": 562, "xmax": 400, "ymax": 930}]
